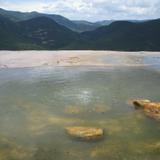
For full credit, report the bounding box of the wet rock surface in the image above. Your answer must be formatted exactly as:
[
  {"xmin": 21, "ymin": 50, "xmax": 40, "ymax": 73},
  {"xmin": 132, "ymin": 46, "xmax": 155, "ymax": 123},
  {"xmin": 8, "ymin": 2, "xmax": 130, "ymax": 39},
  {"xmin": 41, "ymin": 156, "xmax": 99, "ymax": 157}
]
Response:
[
  {"xmin": 65, "ymin": 127, "xmax": 104, "ymax": 141},
  {"xmin": 133, "ymin": 99, "xmax": 160, "ymax": 121},
  {"xmin": 132, "ymin": 99, "xmax": 151, "ymax": 108}
]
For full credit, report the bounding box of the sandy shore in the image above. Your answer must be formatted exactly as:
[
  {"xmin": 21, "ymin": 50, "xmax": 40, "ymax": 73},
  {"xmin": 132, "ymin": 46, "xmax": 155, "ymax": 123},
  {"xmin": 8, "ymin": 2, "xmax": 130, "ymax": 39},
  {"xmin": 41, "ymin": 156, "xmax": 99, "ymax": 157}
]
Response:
[{"xmin": 0, "ymin": 51, "xmax": 160, "ymax": 69}]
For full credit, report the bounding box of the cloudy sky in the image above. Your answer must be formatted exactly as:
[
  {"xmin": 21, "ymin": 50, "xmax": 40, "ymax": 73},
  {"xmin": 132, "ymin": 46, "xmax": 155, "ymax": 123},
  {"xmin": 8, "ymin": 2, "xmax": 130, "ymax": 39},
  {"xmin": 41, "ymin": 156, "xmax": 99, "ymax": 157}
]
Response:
[{"xmin": 0, "ymin": 0, "xmax": 160, "ymax": 21}]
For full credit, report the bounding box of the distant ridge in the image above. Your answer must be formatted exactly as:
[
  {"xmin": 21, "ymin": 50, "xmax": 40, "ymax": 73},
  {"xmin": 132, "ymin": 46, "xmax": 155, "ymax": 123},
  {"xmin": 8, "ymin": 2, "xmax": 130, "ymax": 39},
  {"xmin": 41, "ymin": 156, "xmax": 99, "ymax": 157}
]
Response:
[
  {"xmin": 0, "ymin": 8, "xmax": 149, "ymax": 33},
  {"xmin": 0, "ymin": 15, "xmax": 78, "ymax": 50},
  {"xmin": 18, "ymin": 16, "xmax": 78, "ymax": 49},
  {"xmin": 0, "ymin": 8, "xmax": 104, "ymax": 32},
  {"xmin": 69, "ymin": 19, "xmax": 160, "ymax": 51},
  {"xmin": 0, "ymin": 8, "xmax": 160, "ymax": 51}
]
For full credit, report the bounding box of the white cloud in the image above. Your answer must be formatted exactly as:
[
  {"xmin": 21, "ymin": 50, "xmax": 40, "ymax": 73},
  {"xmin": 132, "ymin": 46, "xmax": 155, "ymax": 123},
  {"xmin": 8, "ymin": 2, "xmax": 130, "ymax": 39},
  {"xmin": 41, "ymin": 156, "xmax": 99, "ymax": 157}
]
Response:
[
  {"xmin": 0, "ymin": 0, "xmax": 160, "ymax": 21},
  {"xmin": 0, "ymin": 0, "xmax": 46, "ymax": 12}
]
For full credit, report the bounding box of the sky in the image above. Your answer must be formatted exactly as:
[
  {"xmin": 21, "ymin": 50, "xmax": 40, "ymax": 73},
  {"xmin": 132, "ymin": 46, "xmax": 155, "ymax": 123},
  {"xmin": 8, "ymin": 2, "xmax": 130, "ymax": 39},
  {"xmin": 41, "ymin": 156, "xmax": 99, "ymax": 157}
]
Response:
[{"xmin": 0, "ymin": 0, "xmax": 160, "ymax": 21}]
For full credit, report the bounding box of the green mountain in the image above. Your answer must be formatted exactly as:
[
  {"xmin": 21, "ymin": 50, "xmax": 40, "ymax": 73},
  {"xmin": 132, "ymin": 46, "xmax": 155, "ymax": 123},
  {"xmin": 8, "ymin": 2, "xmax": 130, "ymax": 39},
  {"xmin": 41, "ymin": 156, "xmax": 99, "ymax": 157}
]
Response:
[
  {"xmin": 0, "ymin": 8, "xmax": 160, "ymax": 51},
  {"xmin": 0, "ymin": 15, "xmax": 78, "ymax": 50},
  {"xmin": 0, "ymin": 15, "xmax": 43, "ymax": 50},
  {"xmin": 72, "ymin": 20, "xmax": 113, "ymax": 31},
  {"xmin": 69, "ymin": 19, "xmax": 160, "ymax": 51},
  {"xmin": 72, "ymin": 20, "xmax": 100, "ymax": 32},
  {"xmin": 0, "ymin": 8, "xmax": 149, "ymax": 33},
  {"xmin": 0, "ymin": 8, "xmax": 100, "ymax": 32},
  {"xmin": 18, "ymin": 16, "xmax": 79, "ymax": 49}
]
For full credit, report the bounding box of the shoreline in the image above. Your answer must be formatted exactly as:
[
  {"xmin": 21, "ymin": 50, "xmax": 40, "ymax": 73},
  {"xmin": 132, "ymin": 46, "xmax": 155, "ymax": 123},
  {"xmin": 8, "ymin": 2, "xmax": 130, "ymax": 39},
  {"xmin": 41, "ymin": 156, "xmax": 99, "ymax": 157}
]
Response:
[{"xmin": 0, "ymin": 51, "xmax": 160, "ymax": 69}]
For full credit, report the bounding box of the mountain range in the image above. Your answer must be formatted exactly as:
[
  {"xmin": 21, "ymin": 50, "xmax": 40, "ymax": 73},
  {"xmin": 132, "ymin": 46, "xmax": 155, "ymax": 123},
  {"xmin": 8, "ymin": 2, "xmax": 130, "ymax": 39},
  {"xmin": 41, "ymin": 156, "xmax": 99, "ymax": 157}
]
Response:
[{"xmin": 0, "ymin": 8, "xmax": 160, "ymax": 51}]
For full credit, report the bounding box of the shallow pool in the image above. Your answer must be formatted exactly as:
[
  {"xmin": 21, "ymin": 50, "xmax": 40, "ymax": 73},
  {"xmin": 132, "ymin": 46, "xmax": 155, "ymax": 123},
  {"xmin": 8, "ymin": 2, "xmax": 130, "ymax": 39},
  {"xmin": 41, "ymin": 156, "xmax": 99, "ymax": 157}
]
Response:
[{"xmin": 0, "ymin": 58, "xmax": 160, "ymax": 160}]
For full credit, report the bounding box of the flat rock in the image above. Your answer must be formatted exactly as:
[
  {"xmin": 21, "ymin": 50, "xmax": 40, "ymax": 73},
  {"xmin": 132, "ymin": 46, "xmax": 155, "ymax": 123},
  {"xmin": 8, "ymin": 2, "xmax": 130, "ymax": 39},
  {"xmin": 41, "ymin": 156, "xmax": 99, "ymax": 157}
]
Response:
[
  {"xmin": 132, "ymin": 99, "xmax": 160, "ymax": 121},
  {"xmin": 65, "ymin": 127, "xmax": 104, "ymax": 141}
]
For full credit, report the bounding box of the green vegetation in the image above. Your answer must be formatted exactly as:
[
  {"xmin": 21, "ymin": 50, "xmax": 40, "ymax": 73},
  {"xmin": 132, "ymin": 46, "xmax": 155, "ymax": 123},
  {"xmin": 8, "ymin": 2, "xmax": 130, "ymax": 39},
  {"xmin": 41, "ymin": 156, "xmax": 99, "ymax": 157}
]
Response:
[
  {"xmin": 0, "ymin": 15, "xmax": 78, "ymax": 50},
  {"xmin": 74, "ymin": 20, "xmax": 160, "ymax": 51},
  {"xmin": 0, "ymin": 8, "xmax": 101, "ymax": 32},
  {"xmin": 0, "ymin": 8, "xmax": 160, "ymax": 51}
]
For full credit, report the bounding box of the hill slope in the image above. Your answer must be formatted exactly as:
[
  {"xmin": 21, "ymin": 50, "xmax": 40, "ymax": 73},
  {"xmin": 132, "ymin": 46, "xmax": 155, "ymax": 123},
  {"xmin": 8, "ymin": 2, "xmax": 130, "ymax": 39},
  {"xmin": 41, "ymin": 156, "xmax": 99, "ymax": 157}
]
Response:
[
  {"xmin": 0, "ymin": 15, "xmax": 78, "ymax": 50},
  {"xmin": 0, "ymin": 8, "xmax": 100, "ymax": 32},
  {"xmin": 0, "ymin": 15, "xmax": 43, "ymax": 50},
  {"xmin": 18, "ymin": 17, "xmax": 79, "ymax": 49},
  {"xmin": 69, "ymin": 19, "xmax": 160, "ymax": 51},
  {"xmin": 0, "ymin": 11, "xmax": 160, "ymax": 51}
]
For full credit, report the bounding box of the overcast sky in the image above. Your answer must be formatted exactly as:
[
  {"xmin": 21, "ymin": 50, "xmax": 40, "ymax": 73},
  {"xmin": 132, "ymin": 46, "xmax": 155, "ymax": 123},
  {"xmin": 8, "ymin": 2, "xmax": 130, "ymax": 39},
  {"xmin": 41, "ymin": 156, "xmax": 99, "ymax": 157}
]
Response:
[{"xmin": 0, "ymin": 0, "xmax": 160, "ymax": 21}]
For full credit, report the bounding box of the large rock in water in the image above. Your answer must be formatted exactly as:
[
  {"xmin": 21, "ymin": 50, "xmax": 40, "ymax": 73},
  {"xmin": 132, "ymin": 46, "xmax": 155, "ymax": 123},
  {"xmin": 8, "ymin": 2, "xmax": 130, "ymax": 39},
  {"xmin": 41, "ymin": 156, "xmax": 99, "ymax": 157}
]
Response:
[
  {"xmin": 132, "ymin": 99, "xmax": 160, "ymax": 121},
  {"xmin": 65, "ymin": 127, "xmax": 104, "ymax": 141}
]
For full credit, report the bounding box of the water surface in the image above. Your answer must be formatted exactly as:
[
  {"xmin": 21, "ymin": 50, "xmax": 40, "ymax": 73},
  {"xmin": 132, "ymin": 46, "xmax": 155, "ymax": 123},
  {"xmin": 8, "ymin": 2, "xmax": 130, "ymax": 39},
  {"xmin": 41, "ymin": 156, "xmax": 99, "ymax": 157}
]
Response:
[{"xmin": 0, "ymin": 52, "xmax": 160, "ymax": 160}]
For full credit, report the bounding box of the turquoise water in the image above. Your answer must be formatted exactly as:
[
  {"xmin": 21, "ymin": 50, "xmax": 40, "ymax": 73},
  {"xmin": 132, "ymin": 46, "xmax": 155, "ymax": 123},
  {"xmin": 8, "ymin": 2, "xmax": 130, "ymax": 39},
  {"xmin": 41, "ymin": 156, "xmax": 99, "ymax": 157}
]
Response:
[{"xmin": 0, "ymin": 62, "xmax": 160, "ymax": 159}]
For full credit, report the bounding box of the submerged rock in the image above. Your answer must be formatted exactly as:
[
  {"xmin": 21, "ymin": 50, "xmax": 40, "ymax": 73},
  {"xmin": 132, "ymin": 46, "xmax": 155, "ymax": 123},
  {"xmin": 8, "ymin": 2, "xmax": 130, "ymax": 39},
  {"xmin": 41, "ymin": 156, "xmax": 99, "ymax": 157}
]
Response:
[
  {"xmin": 132, "ymin": 99, "xmax": 160, "ymax": 121},
  {"xmin": 65, "ymin": 127, "xmax": 104, "ymax": 141},
  {"xmin": 92, "ymin": 105, "xmax": 110, "ymax": 114},
  {"xmin": 64, "ymin": 105, "xmax": 110, "ymax": 115},
  {"xmin": 64, "ymin": 106, "xmax": 83, "ymax": 114}
]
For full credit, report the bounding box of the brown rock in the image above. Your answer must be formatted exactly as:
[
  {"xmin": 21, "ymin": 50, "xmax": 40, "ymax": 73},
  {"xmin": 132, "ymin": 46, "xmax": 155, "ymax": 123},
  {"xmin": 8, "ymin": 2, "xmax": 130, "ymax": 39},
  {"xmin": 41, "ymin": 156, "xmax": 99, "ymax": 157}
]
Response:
[
  {"xmin": 65, "ymin": 127, "xmax": 104, "ymax": 140},
  {"xmin": 132, "ymin": 99, "xmax": 151, "ymax": 109},
  {"xmin": 132, "ymin": 99, "xmax": 160, "ymax": 121}
]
